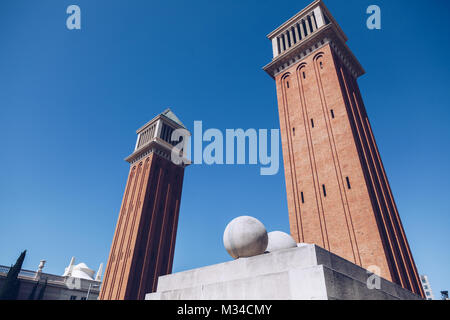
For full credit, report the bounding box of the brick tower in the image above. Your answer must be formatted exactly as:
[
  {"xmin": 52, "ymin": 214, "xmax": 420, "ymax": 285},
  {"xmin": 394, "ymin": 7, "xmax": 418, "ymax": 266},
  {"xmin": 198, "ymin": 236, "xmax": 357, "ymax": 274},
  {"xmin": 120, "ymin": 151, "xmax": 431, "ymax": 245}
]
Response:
[
  {"xmin": 264, "ymin": 0, "xmax": 424, "ymax": 297},
  {"xmin": 99, "ymin": 109, "xmax": 190, "ymax": 300}
]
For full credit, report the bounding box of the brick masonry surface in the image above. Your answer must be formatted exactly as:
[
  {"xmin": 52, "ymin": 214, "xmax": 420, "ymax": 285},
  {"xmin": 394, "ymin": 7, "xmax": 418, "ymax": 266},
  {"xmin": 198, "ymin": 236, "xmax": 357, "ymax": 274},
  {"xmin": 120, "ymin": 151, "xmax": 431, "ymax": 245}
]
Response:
[
  {"xmin": 274, "ymin": 42, "xmax": 424, "ymax": 297},
  {"xmin": 100, "ymin": 153, "xmax": 185, "ymax": 300}
]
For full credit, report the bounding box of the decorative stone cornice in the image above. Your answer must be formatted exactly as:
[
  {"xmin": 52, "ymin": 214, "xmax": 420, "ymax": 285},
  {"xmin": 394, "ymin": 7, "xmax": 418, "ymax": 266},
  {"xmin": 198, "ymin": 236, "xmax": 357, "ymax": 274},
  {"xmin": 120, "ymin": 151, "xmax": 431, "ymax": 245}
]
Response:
[
  {"xmin": 125, "ymin": 138, "xmax": 189, "ymax": 167},
  {"xmin": 263, "ymin": 0, "xmax": 365, "ymax": 79},
  {"xmin": 126, "ymin": 109, "xmax": 190, "ymax": 167},
  {"xmin": 136, "ymin": 108, "xmax": 186, "ymax": 134}
]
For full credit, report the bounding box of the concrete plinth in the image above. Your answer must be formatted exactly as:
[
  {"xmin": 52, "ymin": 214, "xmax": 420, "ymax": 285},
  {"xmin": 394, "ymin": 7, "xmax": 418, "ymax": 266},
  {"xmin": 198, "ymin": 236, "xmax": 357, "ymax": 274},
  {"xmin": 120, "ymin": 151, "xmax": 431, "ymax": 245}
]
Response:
[{"xmin": 145, "ymin": 244, "xmax": 421, "ymax": 300}]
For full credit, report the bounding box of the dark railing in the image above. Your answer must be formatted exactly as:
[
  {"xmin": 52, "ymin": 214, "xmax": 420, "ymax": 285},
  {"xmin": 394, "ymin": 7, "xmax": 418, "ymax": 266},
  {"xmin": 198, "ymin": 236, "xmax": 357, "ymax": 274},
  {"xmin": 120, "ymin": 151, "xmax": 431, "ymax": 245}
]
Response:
[
  {"xmin": 0, "ymin": 265, "xmax": 101, "ymax": 293},
  {"xmin": 0, "ymin": 265, "xmax": 68, "ymax": 283}
]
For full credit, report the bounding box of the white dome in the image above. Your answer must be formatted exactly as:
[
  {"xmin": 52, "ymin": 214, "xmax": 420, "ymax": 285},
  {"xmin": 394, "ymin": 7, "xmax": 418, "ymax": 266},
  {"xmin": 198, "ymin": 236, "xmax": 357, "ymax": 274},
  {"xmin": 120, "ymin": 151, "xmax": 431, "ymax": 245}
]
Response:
[
  {"xmin": 63, "ymin": 262, "xmax": 95, "ymax": 280},
  {"xmin": 266, "ymin": 231, "xmax": 297, "ymax": 252},
  {"xmin": 73, "ymin": 263, "xmax": 95, "ymax": 280},
  {"xmin": 75, "ymin": 262, "xmax": 89, "ymax": 269},
  {"xmin": 223, "ymin": 216, "xmax": 268, "ymax": 259}
]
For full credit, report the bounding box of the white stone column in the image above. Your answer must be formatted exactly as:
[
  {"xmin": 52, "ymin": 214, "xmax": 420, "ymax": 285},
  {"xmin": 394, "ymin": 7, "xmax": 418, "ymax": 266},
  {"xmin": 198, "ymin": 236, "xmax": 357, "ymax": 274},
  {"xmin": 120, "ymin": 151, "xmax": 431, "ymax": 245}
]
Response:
[
  {"xmin": 299, "ymin": 21, "xmax": 306, "ymax": 39},
  {"xmin": 289, "ymin": 28, "xmax": 295, "ymax": 45},
  {"xmin": 277, "ymin": 37, "xmax": 282, "ymax": 53},
  {"xmin": 135, "ymin": 133, "xmax": 141, "ymax": 150},
  {"xmin": 272, "ymin": 37, "xmax": 279, "ymax": 57},
  {"xmin": 294, "ymin": 24, "xmax": 300, "ymax": 42},
  {"xmin": 155, "ymin": 119, "xmax": 163, "ymax": 140},
  {"xmin": 313, "ymin": 7, "xmax": 325, "ymax": 28},
  {"xmin": 305, "ymin": 16, "xmax": 311, "ymax": 35},
  {"xmin": 282, "ymin": 32, "xmax": 288, "ymax": 49},
  {"xmin": 280, "ymin": 34, "xmax": 286, "ymax": 52},
  {"xmin": 310, "ymin": 14, "xmax": 317, "ymax": 31}
]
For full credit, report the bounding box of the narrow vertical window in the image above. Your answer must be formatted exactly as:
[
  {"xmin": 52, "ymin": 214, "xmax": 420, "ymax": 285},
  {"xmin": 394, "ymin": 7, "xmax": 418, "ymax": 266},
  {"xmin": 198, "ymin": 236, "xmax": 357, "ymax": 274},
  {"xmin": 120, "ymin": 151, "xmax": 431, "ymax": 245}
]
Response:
[
  {"xmin": 286, "ymin": 81, "xmax": 290, "ymax": 88},
  {"xmin": 307, "ymin": 16, "xmax": 313, "ymax": 32},
  {"xmin": 302, "ymin": 20, "xmax": 308, "ymax": 36},
  {"xmin": 301, "ymin": 192, "xmax": 305, "ymax": 203},
  {"xmin": 296, "ymin": 24, "xmax": 302, "ymax": 40},
  {"xmin": 292, "ymin": 127, "xmax": 295, "ymax": 136},
  {"xmin": 312, "ymin": 12, "xmax": 318, "ymax": 29},
  {"xmin": 320, "ymin": 61, "xmax": 323, "ymax": 69},
  {"xmin": 322, "ymin": 184, "xmax": 327, "ymax": 197},
  {"xmin": 346, "ymin": 177, "xmax": 351, "ymax": 189},
  {"xmin": 331, "ymin": 109, "xmax": 335, "ymax": 119},
  {"xmin": 311, "ymin": 119, "xmax": 314, "ymax": 128},
  {"xmin": 291, "ymin": 27, "xmax": 297, "ymax": 44},
  {"xmin": 303, "ymin": 71, "xmax": 306, "ymax": 79}
]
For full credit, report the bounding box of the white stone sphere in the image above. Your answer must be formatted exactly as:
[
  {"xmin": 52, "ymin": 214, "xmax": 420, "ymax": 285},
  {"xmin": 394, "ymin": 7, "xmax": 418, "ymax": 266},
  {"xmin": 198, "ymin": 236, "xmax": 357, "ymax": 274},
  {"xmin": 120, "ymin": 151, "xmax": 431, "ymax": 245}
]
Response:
[
  {"xmin": 223, "ymin": 216, "xmax": 268, "ymax": 259},
  {"xmin": 266, "ymin": 231, "xmax": 297, "ymax": 253}
]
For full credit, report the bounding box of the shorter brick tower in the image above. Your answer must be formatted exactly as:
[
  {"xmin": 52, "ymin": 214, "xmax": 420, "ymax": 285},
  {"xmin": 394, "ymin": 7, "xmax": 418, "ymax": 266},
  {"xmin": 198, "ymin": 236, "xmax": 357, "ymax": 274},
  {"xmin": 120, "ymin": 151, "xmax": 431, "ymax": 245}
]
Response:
[{"xmin": 100, "ymin": 109, "xmax": 190, "ymax": 300}]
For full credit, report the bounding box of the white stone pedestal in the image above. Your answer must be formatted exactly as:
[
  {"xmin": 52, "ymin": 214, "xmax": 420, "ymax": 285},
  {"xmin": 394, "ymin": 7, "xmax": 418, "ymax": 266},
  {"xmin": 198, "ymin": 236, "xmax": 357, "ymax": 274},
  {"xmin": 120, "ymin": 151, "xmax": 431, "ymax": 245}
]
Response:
[{"xmin": 145, "ymin": 244, "xmax": 421, "ymax": 300}]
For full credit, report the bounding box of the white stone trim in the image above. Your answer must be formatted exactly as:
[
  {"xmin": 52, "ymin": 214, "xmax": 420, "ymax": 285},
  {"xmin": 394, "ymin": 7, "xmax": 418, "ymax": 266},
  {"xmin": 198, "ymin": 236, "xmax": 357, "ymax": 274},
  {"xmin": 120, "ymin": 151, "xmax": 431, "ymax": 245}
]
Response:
[
  {"xmin": 272, "ymin": 38, "xmax": 279, "ymax": 57},
  {"xmin": 155, "ymin": 119, "xmax": 163, "ymax": 139},
  {"xmin": 134, "ymin": 134, "xmax": 141, "ymax": 151},
  {"xmin": 313, "ymin": 7, "xmax": 325, "ymax": 29}
]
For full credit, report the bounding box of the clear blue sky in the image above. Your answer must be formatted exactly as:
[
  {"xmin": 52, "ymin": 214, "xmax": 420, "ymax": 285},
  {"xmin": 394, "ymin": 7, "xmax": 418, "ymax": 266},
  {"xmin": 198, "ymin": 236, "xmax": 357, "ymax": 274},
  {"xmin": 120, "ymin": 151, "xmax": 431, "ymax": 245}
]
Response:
[{"xmin": 0, "ymin": 0, "xmax": 449, "ymax": 297}]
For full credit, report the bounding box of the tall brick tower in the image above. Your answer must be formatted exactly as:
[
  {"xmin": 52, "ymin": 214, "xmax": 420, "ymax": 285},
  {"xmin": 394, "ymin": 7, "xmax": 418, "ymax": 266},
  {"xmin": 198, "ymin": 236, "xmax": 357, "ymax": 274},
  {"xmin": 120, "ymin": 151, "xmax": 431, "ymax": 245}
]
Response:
[
  {"xmin": 264, "ymin": 0, "xmax": 424, "ymax": 297},
  {"xmin": 100, "ymin": 109, "xmax": 190, "ymax": 300}
]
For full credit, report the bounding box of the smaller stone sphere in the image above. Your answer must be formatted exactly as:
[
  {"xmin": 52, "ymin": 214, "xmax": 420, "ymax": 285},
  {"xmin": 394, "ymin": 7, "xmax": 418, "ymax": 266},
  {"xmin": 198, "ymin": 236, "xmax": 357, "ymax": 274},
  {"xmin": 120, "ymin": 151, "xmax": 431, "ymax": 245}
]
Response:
[
  {"xmin": 223, "ymin": 216, "xmax": 268, "ymax": 259},
  {"xmin": 266, "ymin": 231, "xmax": 297, "ymax": 253}
]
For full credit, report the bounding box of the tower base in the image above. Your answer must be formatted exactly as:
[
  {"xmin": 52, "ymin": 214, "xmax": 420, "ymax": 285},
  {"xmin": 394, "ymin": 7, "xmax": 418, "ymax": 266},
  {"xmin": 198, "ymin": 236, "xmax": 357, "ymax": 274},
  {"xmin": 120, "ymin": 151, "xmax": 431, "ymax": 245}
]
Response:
[{"xmin": 145, "ymin": 244, "xmax": 421, "ymax": 300}]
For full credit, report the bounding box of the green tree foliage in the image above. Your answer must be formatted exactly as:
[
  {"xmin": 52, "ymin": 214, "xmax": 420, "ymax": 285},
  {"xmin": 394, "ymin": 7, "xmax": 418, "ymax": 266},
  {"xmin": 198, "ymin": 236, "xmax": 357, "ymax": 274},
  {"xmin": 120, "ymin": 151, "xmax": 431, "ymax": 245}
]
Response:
[{"xmin": 0, "ymin": 250, "xmax": 26, "ymax": 300}]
